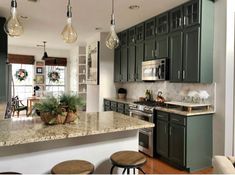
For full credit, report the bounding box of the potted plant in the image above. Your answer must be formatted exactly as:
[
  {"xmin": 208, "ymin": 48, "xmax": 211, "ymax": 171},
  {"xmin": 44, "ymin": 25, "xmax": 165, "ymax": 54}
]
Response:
[
  {"xmin": 59, "ymin": 94, "xmax": 85, "ymax": 123},
  {"xmin": 34, "ymin": 96, "xmax": 67, "ymax": 125},
  {"xmin": 117, "ymin": 88, "xmax": 127, "ymax": 99}
]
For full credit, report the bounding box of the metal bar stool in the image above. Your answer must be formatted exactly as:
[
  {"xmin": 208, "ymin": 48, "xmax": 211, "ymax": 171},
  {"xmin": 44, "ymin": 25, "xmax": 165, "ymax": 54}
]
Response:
[
  {"xmin": 51, "ymin": 160, "xmax": 94, "ymax": 174},
  {"xmin": 110, "ymin": 151, "xmax": 147, "ymax": 174}
]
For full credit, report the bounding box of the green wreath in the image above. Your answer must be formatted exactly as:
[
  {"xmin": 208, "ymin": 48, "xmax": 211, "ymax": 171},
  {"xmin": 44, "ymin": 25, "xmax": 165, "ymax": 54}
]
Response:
[
  {"xmin": 48, "ymin": 71, "xmax": 60, "ymax": 82},
  {"xmin": 15, "ymin": 69, "xmax": 28, "ymax": 81}
]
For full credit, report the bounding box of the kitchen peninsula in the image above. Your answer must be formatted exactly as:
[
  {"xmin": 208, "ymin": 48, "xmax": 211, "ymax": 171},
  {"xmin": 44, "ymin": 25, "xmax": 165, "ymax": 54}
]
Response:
[{"xmin": 0, "ymin": 111, "xmax": 154, "ymax": 174}]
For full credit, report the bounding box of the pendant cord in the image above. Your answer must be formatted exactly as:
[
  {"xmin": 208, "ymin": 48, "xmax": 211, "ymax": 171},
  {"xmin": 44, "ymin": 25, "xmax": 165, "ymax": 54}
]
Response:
[
  {"xmin": 112, "ymin": 0, "xmax": 114, "ymax": 15},
  {"xmin": 67, "ymin": 0, "xmax": 72, "ymax": 18}
]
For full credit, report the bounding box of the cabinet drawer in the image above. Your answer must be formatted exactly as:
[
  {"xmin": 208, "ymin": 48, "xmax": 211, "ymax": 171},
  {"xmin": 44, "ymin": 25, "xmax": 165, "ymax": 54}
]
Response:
[
  {"xmin": 170, "ymin": 114, "xmax": 186, "ymax": 126},
  {"xmin": 125, "ymin": 104, "xmax": 130, "ymax": 116},
  {"xmin": 117, "ymin": 103, "xmax": 124, "ymax": 109},
  {"xmin": 111, "ymin": 101, "xmax": 117, "ymax": 107},
  {"xmin": 157, "ymin": 111, "xmax": 169, "ymax": 121},
  {"xmin": 104, "ymin": 100, "xmax": 110, "ymax": 106},
  {"xmin": 104, "ymin": 105, "xmax": 111, "ymax": 111},
  {"xmin": 117, "ymin": 108, "xmax": 124, "ymax": 114}
]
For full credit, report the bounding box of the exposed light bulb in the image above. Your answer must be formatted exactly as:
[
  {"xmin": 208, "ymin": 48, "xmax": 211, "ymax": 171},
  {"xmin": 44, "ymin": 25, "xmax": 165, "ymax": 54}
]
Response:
[
  {"xmin": 4, "ymin": 3, "xmax": 24, "ymax": 37},
  {"xmin": 106, "ymin": 24, "xmax": 120, "ymax": 49},
  {"xmin": 61, "ymin": 17, "xmax": 77, "ymax": 44}
]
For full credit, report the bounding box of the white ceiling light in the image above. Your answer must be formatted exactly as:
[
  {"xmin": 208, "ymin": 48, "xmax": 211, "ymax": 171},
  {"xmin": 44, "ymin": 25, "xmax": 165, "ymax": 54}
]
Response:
[
  {"xmin": 61, "ymin": 0, "xmax": 78, "ymax": 44},
  {"xmin": 106, "ymin": 0, "xmax": 120, "ymax": 49},
  {"xmin": 4, "ymin": 0, "xmax": 24, "ymax": 37}
]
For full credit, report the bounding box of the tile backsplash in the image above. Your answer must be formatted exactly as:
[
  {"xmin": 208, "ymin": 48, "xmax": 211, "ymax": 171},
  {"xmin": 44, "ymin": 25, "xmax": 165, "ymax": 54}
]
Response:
[{"xmin": 115, "ymin": 82, "xmax": 215, "ymax": 106}]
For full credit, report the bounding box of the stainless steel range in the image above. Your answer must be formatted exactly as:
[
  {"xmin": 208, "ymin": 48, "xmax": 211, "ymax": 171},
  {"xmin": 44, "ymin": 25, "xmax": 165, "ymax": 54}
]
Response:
[{"xmin": 129, "ymin": 101, "xmax": 158, "ymax": 157}]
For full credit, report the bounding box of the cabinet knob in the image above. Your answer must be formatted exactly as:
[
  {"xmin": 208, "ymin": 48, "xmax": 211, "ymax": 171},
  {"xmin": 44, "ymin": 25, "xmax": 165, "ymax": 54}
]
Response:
[
  {"xmin": 183, "ymin": 70, "xmax": 186, "ymax": 80},
  {"xmin": 177, "ymin": 71, "xmax": 181, "ymax": 79}
]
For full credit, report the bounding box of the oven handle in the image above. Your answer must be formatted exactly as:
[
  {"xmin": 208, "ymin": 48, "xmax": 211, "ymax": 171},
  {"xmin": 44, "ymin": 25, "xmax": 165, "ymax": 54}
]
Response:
[
  {"xmin": 140, "ymin": 129, "xmax": 152, "ymax": 136},
  {"xmin": 130, "ymin": 110, "xmax": 153, "ymax": 117}
]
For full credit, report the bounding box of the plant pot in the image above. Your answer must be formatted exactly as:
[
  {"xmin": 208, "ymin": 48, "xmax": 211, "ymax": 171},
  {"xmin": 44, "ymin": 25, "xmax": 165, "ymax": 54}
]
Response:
[
  {"xmin": 40, "ymin": 112, "xmax": 57, "ymax": 125},
  {"xmin": 65, "ymin": 111, "xmax": 78, "ymax": 123},
  {"xmin": 118, "ymin": 93, "xmax": 126, "ymax": 99},
  {"xmin": 56, "ymin": 114, "xmax": 67, "ymax": 124}
]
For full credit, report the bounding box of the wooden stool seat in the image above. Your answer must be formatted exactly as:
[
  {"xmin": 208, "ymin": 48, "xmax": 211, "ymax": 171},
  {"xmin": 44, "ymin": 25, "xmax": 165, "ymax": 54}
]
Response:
[
  {"xmin": 51, "ymin": 160, "xmax": 94, "ymax": 174},
  {"xmin": 110, "ymin": 151, "xmax": 147, "ymax": 174}
]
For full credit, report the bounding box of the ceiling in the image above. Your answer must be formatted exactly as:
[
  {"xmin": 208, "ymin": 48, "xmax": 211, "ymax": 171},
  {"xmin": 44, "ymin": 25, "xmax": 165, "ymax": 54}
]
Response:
[{"xmin": 0, "ymin": 0, "xmax": 188, "ymax": 50}]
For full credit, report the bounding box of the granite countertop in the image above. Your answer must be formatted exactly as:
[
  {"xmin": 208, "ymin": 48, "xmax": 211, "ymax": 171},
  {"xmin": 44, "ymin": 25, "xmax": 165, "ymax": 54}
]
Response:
[
  {"xmin": 104, "ymin": 98, "xmax": 215, "ymax": 116},
  {"xmin": 0, "ymin": 111, "xmax": 154, "ymax": 147}
]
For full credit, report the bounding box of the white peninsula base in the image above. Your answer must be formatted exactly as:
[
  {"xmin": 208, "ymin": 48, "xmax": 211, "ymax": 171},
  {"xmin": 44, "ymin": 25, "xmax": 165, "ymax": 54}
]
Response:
[{"xmin": 0, "ymin": 130, "xmax": 138, "ymax": 174}]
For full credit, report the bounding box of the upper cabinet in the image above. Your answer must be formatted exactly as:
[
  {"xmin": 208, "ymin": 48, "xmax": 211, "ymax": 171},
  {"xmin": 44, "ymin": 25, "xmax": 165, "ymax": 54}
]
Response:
[
  {"xmin": 114, "ymin": 0, "xmax": 214, "ymax": 84},
  {"xmin": 156, "ymin": 12, "xmax": 169, "ymax": 35},
  {"xmin": 184, "ymin": 0, "xmax": 200, "ymax": 28},
  {"xmin": 136, "ymin": 23, "xmax": 145, "ymax": 43},
  {"xmin": 145, "ymin": 18, "xmax": 156, "ymax": 40},
  {"xmin": 170, "ymin": 7, "xmax": 184, "ymax": 32}
]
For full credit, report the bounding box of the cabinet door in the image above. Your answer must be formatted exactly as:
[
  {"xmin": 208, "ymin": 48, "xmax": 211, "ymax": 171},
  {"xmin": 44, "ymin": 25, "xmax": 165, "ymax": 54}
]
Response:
[
  {"xmin": 170, "ymin": 7, "xmax": 183, "ymax": 32},
  {"xmin": 169, "ymin": 124, "xmax": 186, "ymax": 167},
  {"xmin": 184, "ymin": 0, "xmax": 200, "ymax": 28},
  {"xmin": 136, "ymin": 23, "xmax": 145, "ymax": 43},
  {"xmin": 128, "ymin": 27, "xmax": 136, "ymax": 45},
  {"xmin": 144, "ymin": 39, "xmax": 156, "ymax": 61},
  {"xmin": 169, "ymin": 31, "xmax": 183, "ymax": 82},
  {"xmin": 145, "ymin": 18, "xmax": 156, "ymax": 40},
  {"xmin": 114, "ymin": 48, "xmax": 121, "ymax": 82},
  {"xmin": 128, "ymin": 45, "xmax": 136, "ymax": 82},
  {"xmin": 156, "ymin": 120, "xmax": 169, "ymax": 158},
  {"xmin": 121, "ymin": 31, "xmax": 128, "ymax": 46},
  {"xmin": 156, "ymin": 12, "xmax": 169, "ymax": 35},
  {"xmin": 135, "ymin": 43, "xmax": 144, "ymax": 81},
  {"xmin": 183, "ymin": 26, "xmax": 200, "ymax": 82},
  {"xmin": 156, "ymin": 35, "xmax": 168, "ymax": 58},
  {"xmin": 121, "ymin": 47, "xmax": 128, "ymax": 82},
  {"xmin": 0, "ymin": 18, "xmax": 7, "ymax": 102}
]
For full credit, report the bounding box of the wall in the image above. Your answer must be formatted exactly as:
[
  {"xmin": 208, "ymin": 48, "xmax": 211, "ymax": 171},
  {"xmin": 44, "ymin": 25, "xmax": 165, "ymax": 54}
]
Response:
[
  {"xmin": 85, "ymin": 32, "xmax": 116, "ymax": 112},
  {"xmin": 8, "ymin": 45, "xmax": 70, "ymax": 92},
  {"xmin": 116, "ymin": 82, "xmax": 215, "ymax": 105}
]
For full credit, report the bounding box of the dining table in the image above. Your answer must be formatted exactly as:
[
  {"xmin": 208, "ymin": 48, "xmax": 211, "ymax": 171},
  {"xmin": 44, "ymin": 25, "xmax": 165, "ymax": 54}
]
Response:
[{"xmin": 27, "ymin": 96, "xmax": 41, "ymax": 116}]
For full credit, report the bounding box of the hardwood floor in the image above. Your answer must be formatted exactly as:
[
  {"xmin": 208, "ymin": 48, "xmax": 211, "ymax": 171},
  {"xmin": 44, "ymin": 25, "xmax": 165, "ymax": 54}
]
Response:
[{"xmin": 142, "ymin": 156, "xmax": 213, "ymax": 174}]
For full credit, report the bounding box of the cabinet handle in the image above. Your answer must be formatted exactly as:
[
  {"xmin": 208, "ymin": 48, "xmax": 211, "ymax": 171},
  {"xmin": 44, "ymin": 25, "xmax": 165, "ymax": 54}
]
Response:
[
  {"xmin": 183, "ymin": 70, "xmax": 186, "ymax": 80},
  {"xmin": 152, "ymin": 50, "xmax": 154, "ymax": 57},
  {"xmin": 172, "ymin": 118, "xmax": 180, "ymax": 122},
  {"xmin": 155, "ymin": 28, "xmax": 158, "ymax": 35},
  {"xmin": 179, "ymin": 18, "xmax": 182, "ymax": 27},
  {"xmin": 184, "ymin": 16, "xmax": 188, "ymax": 26},
  {"xmin": 177, "ymin": 71, "xmax": 181, "ymax": 79},
  {"xmin": 164, "ymin": 125, "xmax": 167, "ymax": 134},
  {"xmin": 155, "ymin": 49, "xmax": 158, "ymax": 57},
  {"xmin": 169, "ymin": 127, "xmax": 172, "ymax": 136}
]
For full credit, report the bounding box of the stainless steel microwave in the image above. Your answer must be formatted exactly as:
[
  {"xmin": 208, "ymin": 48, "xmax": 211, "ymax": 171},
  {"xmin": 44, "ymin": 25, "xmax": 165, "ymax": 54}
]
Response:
[{"xmin": 142, "ymin": 58, "xmax": 169, "ymax": 81}]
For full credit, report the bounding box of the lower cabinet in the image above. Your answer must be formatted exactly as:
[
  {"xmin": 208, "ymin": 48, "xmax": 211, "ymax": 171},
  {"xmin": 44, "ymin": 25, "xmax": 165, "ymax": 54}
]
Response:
[
  {"xmin": 156, "ymin": 111, "xmax": 212, "ymax": 172},
  {"xmin": 103, "ymin": 99, "xmax": 130, "ymax": 116}
]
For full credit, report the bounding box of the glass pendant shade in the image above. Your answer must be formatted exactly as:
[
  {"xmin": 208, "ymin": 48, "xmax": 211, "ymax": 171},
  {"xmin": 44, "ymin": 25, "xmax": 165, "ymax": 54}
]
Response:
[
  {"xmin": 61, "ymin": 18, "xmax": 77, "ymax": 43},
  {"xmin": 4, "ymin": 7, "xmax": 23, "ymax": 37},
  {"xmin": 106, "ymin": 24, "xmax": 120, "ymax": 49}
]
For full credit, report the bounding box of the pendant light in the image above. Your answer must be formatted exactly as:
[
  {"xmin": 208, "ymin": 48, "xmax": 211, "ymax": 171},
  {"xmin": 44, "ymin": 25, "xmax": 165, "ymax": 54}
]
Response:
[
  {"xmin": 4, "ymin": 0, "xmax": 23, "ymax": 37},
  {"xmin": 42, "ymin": 41, "xmax": 48, "ymax": 60},
  {"xmin": 106, "ymin": 0, "xmax": 119, "ymax": 49},
  {"xmin": 61, "ymin": 0, "xmax": 77, "ymax": 44}
]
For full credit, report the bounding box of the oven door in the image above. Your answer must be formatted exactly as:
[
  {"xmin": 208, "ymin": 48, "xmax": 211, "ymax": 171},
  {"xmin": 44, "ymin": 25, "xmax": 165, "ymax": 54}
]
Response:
[
  {"xmin": 130, "ymin": 109, "xmax": 154, "ymax": 157},
  {"xmin": 139, "ymin": 129, "xmax": 154, "ymax": 157}
]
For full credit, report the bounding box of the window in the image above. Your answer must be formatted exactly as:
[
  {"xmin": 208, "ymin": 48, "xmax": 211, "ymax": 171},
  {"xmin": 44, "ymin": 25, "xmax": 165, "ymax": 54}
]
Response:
[
  {"xmin": 12, "ymin": 64, "xmax": 34, "ymax": 104},
  {"xmin": 45, "ymin": 66, "xmax": 66, "ymax": 97}
]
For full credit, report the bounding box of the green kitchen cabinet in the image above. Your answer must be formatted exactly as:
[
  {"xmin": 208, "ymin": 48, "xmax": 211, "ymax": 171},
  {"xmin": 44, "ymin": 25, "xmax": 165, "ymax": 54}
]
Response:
[
  {"xmin": 135, "ymin": 43, "xmax": 144, "ymax": 81},
  {"xmin": 169, "ymin": 123, "xmax": 186, "ymax": 167},
  {"xmin": 156, "ymin": 35, "xmax": 169, "ymax": 58},
  {"xmin": 184, "ymin": 0, "xmax": 200, "ymax": 28},
  {"xmin": 114, "ymin": 48, "xmax": 121, "ymax": 82},
  {"xmin": 0, "ymin": 17, "xmax": 8, "ymax": 103},
  {"xmin": 136, "ymin": 23, "xmax": 145, "ymax": 43},
  {"xmin": 156, "ymin": 119, "xmax": 169, "ymax": 158},
  {"xmin": 155, "ymin": 110, "xmax": 213, "ymax": 172},
  {"xmin": 128, "ymin": 45, "xmax": 136, "ymax": 82},
  {"xmin": 144, "ymin": 39, "xmax": 155, "ymax": 61},
  {"xmin": 128, "ymin": 27, "xmax": 136, "ymax": 45},
  {"xmin": 183, "ymin": 26, "xmax": 200, "ymax": 82},
  {"xmin": 169, "ymin": 31, "xmax": 183, "ymax": 82},
  {"xmin": 121, "ymin": 31, "xmax": 128, "ymax": 46},
  {"xmin": 156, "ymin": 12, "xmax": 169, "ymax": 35},
  {"xmin": 169, "ymin": 6, "xmax": 183, "ymax": 32},
  {"xmin": 145, "ymin": 18, "xmax": 156, "ymax": 40},
  {"xmin": 120, "ymin": 46, "xmax": 128, "ymax": 82}
]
